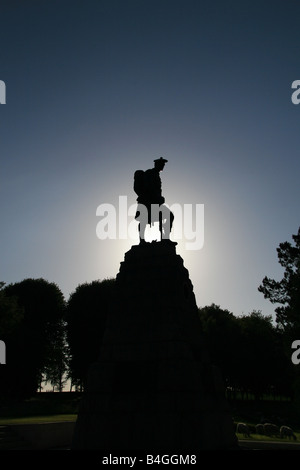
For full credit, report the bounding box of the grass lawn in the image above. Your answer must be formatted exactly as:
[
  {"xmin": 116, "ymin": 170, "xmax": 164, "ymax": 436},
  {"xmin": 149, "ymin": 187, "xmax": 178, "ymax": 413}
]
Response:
[
  {"xmin": 236, "ymin": 432, "xmax": 300, "ymax": 443},
  {"xmin": 0, "ymin": 414, "xmax": 77, "ymax": 425},
  {"xmin": 0, "ymin": 392, "xmax": 81, "ymax": 425}
]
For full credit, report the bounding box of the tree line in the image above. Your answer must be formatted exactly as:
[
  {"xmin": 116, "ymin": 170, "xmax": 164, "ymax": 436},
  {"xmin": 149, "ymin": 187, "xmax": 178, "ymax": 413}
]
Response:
[{"xmin": 0, "ymin": 227, "xmax": 299, "ymax": 401}]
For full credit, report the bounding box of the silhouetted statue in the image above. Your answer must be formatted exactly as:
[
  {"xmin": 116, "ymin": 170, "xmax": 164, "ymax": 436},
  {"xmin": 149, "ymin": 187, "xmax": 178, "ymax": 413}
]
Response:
[{"xmin": 134, "ymin": 157, "xmax": 174, "ymax": 243}]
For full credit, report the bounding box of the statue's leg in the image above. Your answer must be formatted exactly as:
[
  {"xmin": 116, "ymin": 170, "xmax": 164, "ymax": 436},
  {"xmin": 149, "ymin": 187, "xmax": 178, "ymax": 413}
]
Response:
[
  {"xmin": 138, "ymin": 220, "xmax": 147, "ymax": 243},
  {"xmin": 159, "ymin": 212, "xmax": 163, "ymax": 240},
  {"xmin": 160, "ymin": 208, "xmax": 176, "ymax": 245},
  {"xmin": 169, "ymin": 210, "xmax": 174, "ymax": 231},
  {"xmin": 161, "ymin": 207, "xmax": 174, "ymax": 240},
  {"xmin": 137, "ymin": 203, "xmax": 149, "ymax": 244}
]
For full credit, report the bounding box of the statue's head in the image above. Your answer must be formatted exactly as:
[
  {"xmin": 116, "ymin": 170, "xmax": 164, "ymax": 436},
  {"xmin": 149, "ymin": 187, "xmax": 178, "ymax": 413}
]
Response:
[{"xmin": 154, "ymin": 157, "xmax": 168, "ymax": 171}]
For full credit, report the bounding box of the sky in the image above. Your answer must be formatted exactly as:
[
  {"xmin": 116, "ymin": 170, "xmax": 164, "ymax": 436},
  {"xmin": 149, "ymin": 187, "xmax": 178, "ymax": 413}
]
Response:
[{"xmin": 1, "ymin": 0, "xmax": 299, "ymax": 322}]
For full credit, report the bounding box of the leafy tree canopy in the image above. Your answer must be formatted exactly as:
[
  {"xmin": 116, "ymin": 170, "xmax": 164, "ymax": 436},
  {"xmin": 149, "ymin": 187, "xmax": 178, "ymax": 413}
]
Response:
[
  {"xmin": 1, "ymin": 278, "xmax": 66, "ymax": 397},
  {"xmin": 0, "ymin": 282, "xmax": 24, "ymax": 338},
  {"xmin": 258, "ymin": 227, "xmax": 300, "ymax": 332},
  {"xmin": 65, "ymin": 278, "xmax": 115, "ymax": 387}
]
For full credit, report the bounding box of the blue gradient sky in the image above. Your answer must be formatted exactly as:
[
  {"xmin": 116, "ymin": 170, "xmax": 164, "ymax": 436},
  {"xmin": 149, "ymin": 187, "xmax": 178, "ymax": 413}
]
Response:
[{"xmin": 1, "ymin": 0, "xmax": 299, "ymax": 320}]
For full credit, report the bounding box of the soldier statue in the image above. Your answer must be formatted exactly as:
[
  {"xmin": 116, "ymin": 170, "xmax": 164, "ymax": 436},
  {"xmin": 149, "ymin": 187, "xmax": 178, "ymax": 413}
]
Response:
[{"xmin": 134, "ymin": 157, "xmax": 174, "ymax": 244}]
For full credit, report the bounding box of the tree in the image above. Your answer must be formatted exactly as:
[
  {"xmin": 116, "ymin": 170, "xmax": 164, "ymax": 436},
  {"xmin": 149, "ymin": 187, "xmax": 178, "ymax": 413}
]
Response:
[
  {"xmin": 237, "ymin": 311, "xmax": 291, "ymax": 399},
  {"xmin": 258, "ymin": 227, "xmax": 300, "ymax": 334},
  {"xmin": 198, "ymin": 304, "xmax": 241, "ymax": 390},
  {"xmin": 258, "ymin": 228, "xmax": 300, "ymax": 403},
  {"xmin": 2, "ymin": 278, "xmax": 66, "ymax": 397},
  {"xmin": 198, "ymin": 305, "xmax": 292, "ymax": 400},
  {"xmin": 0, "ymin": 282, "xmax": 24, "ymax": 337},
  {"xmin": 0, "ymin": 281, "xmax": 24, "ymax": 375},
  {"xmin": 65, "ymin": 278, "xmax": 115, "ymax": 388},
  {"xmin": 42, "ymin": 319, "xmax": 69, "ymax": 392}
]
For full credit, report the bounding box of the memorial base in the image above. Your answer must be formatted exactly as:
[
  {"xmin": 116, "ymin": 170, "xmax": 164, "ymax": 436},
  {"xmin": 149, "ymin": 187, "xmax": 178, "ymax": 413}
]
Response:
[{"xmin": 72, "ymin": 242, "xmax": 238, "ymax": 450}]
